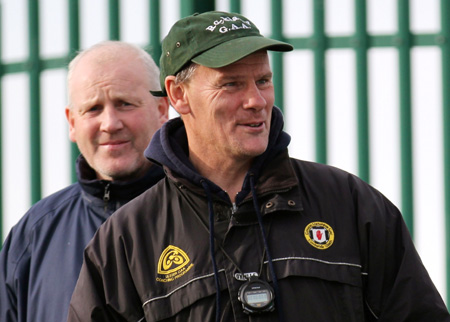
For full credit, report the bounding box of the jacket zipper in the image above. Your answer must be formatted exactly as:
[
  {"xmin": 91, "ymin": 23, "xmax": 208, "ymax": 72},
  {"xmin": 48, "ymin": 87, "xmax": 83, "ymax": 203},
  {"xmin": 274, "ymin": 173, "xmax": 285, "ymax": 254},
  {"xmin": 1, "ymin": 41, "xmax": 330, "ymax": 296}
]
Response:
[
  {"xmin": 103, "ymin": 183, "xmax": 111, "ymax": 212},
  {"xmin": 231, "ymin": 202, "xmax": 238, "ymax": 214}
]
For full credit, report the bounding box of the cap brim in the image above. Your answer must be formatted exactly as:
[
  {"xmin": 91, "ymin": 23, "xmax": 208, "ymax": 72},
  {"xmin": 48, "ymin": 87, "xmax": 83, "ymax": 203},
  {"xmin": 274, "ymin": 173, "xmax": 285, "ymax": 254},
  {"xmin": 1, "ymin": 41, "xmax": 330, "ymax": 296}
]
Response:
[
  {"xmin": 191, "ymin": 36, "xmax": 293, "ymax": 68},
  {"xmin": 150, "ymin": 90, "xmax": 166, "ymax": 97}
]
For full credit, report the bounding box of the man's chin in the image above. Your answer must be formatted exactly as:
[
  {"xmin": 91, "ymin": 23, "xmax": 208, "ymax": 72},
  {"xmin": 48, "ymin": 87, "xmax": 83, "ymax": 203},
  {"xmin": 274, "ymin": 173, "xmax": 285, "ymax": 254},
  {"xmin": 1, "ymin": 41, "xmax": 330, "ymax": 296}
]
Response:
[
  {"xmin": 95, "ymin": 163, "xmax": 145, "ymax": 181},
  {"xmin": 239, "ymin": 143, "xmax": 268, "ymax": 158}
]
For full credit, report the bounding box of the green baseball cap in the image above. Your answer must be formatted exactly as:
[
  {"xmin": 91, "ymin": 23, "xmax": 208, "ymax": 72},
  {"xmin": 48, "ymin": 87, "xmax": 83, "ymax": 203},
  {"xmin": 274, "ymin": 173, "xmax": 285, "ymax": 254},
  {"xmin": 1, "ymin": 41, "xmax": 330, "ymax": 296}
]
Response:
[{"xmin": 151, "ymin": 11, "xmax": 293, "ymax": 96}]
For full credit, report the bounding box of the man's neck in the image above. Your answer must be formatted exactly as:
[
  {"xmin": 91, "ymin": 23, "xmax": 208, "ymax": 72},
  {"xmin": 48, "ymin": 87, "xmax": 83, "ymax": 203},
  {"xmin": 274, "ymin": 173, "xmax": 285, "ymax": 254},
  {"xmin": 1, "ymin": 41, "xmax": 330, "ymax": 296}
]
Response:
[{"xmin": 189, "ymin": 149, "xmax": 251, "ymax": 203}]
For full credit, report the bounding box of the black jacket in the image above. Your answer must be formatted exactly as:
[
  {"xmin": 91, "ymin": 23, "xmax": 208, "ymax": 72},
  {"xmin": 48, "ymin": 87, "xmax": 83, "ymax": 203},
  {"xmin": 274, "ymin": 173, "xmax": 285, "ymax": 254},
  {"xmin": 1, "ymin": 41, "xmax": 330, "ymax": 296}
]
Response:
[
  {"xmin": 68, "ymin": 108, "xmax": 450, "ymax": 321},
  {"xmin": 0, "ymin": 155, "xmax": 164, "ymax": 322}
]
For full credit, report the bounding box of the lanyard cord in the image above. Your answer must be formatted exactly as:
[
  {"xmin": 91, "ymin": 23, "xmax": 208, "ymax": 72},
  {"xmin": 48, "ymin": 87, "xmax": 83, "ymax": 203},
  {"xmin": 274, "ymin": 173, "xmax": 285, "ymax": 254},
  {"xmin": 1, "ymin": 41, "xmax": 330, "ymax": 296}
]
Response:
[
  {"xmin": 193, "ymin": 183, "xmax": 267, "ymax": 278},
  {"xmin": 249, "ymin": 174, "xmax": 285, "ymax": 322},
  {"xmin": 201, "ymin": 180, "xmax": 222, "ymax": 322},
  {"xmin": 198, "ymin": 178, "xmax": 283, "ymax": 321}
]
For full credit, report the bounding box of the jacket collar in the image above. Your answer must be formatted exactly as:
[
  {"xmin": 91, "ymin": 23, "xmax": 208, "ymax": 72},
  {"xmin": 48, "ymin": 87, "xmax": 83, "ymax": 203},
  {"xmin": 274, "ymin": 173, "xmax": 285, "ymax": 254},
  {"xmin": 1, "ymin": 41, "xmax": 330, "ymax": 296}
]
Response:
[
  {"xmin": 76, "ymin": 155, "xmax": 165, "ymax": 201},
  {"xmin": 145, "ymin": 106, "xmax": 292, "ymax": 203}
]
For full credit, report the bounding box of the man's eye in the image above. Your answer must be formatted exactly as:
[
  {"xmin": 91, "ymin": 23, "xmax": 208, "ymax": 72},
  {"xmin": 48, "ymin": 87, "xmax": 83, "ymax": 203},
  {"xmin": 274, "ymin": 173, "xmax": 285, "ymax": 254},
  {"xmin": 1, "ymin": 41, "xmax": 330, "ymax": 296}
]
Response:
[
  {"xmin": 120, "ymin": 101, "xmax": 135, "ymax": 108},
  {"xmin": 222, "ymin": 82, "xmax": 240, "ymax": 90},
  {"xmin": 87, "ymin": 105, "xmax": 101, "ymax": 113}
]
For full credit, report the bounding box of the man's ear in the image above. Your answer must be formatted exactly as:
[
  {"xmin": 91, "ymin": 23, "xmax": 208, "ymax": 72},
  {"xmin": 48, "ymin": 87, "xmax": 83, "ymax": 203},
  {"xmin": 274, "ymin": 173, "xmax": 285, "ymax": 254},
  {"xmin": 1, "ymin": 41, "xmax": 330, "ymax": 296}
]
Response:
[
  {"xmin": 65, "ymin": 106, "xmax": 77, "ymax": 143},
  {"xmin": 156, "ymin": 96, "xmax": 170, "ymax": 125},
  {"xmin": 165, "ymin": 76, "xmax": 191, "ymax": 115}
]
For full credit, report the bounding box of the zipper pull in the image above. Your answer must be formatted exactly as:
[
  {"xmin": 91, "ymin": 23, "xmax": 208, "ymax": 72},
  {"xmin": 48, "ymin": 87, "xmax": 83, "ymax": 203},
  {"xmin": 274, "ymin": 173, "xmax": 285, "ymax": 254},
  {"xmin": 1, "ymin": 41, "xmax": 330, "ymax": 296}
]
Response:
[
  {"xmin": 103, "ymin": 183, "xmax": 111, "ymax": 211},
  {"xmin": 231, "ymin": 202, "xmax": 238, "ymax": 214}
]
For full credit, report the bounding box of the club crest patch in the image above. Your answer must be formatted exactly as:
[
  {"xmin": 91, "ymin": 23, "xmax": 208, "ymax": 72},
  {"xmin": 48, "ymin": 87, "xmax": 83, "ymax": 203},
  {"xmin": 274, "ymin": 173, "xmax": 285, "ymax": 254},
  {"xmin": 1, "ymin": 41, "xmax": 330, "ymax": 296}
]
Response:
[
  {"xmin": 156, "ymin": 245, "xmax": 193, "ymax": 282},
  {"xmin": 304, "ymin": 222, "xmax": 334, "ymax": 250}
]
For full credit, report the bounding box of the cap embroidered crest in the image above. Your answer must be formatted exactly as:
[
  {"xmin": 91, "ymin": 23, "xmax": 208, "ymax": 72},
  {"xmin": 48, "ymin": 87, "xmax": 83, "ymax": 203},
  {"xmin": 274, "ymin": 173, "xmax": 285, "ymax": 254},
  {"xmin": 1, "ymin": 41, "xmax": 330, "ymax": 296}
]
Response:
[
  {"xmin": 304, "ymin": 222, "xmax": 335, "ymax": 250},
  {"xmin": 151, "ymin": 11, "xmax": 293, "ymax": 96}
]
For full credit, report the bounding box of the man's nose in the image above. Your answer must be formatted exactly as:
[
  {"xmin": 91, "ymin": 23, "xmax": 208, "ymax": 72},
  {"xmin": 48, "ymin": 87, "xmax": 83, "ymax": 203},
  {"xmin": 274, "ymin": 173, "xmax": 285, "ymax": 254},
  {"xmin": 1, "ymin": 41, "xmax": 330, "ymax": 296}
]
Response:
[
  {"xmin": 99, "ymin": 105, "xmax": 124, "ymax": 132},
  {"xmin": 242, "ymin": 83, "xmax": 267, "ymax": 110}
]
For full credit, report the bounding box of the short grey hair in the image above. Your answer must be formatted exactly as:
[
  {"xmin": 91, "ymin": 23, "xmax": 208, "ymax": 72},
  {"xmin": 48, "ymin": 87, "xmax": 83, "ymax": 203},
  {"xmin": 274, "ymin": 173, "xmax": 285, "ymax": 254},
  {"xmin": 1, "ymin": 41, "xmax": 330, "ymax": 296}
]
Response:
[
  {"xmin": 175, "ymin": 62, "xmax": 199, "ymax": 85},
  {"xmin": 67, "ymin": 40, "xmax": 161, "ymax": 107}
]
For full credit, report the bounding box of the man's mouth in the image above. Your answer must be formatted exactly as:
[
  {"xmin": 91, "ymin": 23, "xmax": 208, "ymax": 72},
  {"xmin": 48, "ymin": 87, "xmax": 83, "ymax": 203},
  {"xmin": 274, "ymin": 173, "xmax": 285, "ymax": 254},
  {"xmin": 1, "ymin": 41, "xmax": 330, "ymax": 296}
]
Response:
[
  {"xmin": 99, "ymin": 140, "xmax": 130, "ymax": 149},
  {"xmin": 100, "ymin": 139, "xmax": 128, "ymax": 146},
  {"xmin": 247, "ymin": 123, "xmax": 263, "ymax": 128}
]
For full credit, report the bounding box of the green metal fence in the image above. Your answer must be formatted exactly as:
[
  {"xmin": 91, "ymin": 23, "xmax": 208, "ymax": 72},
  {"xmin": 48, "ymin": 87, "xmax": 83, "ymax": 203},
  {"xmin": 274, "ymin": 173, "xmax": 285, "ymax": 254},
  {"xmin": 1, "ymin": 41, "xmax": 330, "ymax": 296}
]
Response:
[{"xmin": 0, "ymin": 0, "xmax": 449, "ymax": 304}]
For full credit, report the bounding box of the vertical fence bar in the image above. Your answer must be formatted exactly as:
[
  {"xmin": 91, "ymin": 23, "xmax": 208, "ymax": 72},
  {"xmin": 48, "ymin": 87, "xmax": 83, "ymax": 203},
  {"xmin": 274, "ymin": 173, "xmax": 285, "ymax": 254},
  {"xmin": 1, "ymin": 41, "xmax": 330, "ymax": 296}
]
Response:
[
  {"xmin": 312, "ymin": 0, "xmax": 327, "ymax": 164},
  {"xmin": 68, "ymin": 0, "xmax": 80, "ymax": 56},
  {"xmin": 68, "ymin": 0, "xmax": 80, "ymax": 183},
  {"xmin": 108, "ymin": 0, "xmax": 120, "ymax": 40},
  {"xmin": 229, "ymin": 0, "xmax": 241, "ymax": 13},
  {"xmin": 28, "ymin": 0, "xmax": 42, "ymax": 204},
  {"xmin": 149, "ymin": 0, "xmax": 161, "ymax": 65},
  {"xmin": 271, "ymin": 0, "xmax": 285, "ymax": 111},
  {"xmin": 0, "ymin": 2, "xmax": 3, "ymax": 242},
  {"xmin": 441, "ymin": 0, "xmax": 450, "ymax": 306},
  {"xmin": 180, "ymin": 0, "xmax": 194, "ymax": 16},
  {"xmin": 397, "ymin": 0, "xmax": 414, "ymax": 235},
  {"xmin": 180, "ymin": 0, "xmax": 215, "ymax": 17},
  {"xmin": 354, "ymin": 0, "xmax": 370, "ymax": 183}
]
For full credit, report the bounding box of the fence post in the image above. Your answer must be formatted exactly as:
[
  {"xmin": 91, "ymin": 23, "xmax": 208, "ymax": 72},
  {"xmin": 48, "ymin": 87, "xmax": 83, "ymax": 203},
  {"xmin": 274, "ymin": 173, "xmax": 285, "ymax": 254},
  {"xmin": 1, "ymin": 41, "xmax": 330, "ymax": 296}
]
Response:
[
  {"xmin": 354, "ymin": 0, "xmax": 370, "ymax": 183},
  {"xmin": 180, "ymin": 0, "xmax": 215, "ymax": 17},
  {"xmin": 149, "ymin": 0, "xmax": 161, "ymax": 65},
  {"xmin": 312, "ymin": 0, "xmax": 327, "ymax": 164},
  {"xmin": 440, "ymin": 0, "xmax": 450, "ymax": 306},
  {"xmin": 108, "ymin": 0, "xmax": 120, "ymax": 40},
  {"xmin": 229, "ymin": 0, "xmax": 241, "ymax": 13},
  {"xmin": 397, "ymin": 0, "xmax": 414, "ymax": 235},
  {"xmin": 28, "ymin": 0, "xmax": 42, "ymax": 204},
  {"xmin": 68, "ymin": 0, "xmax": 80, "ymax": 183},
  {"xmin": 0, "ymin": 3, "xmax": 3, "ymax": 243},
  {"xmin": 271, "ymin": 0, "xmax": 285, "ymax": 111}
]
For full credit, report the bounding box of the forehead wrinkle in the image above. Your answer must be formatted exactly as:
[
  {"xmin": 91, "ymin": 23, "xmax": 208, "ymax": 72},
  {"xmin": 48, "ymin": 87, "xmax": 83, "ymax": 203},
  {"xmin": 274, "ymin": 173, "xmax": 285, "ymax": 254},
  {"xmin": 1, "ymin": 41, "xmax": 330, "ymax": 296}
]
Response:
[
  {"xmin": 87, "ymin": 76, "xmax": 146, "ymax": 99},
  {"xmin": 214, "ymin": 59, "xmax": 273, "ymax": 80},
  {"xmin": 214, "ymin": 69, "xmax": 273, "ymax": 84}
]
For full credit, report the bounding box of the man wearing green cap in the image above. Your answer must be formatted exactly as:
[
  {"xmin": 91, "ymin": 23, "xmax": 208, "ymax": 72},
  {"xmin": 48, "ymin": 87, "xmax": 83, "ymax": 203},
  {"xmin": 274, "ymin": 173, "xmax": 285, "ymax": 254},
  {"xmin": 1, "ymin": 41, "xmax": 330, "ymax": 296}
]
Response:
[{"xmin": 68, "ymin": 11, "xmax": 450, "ymax": 321}]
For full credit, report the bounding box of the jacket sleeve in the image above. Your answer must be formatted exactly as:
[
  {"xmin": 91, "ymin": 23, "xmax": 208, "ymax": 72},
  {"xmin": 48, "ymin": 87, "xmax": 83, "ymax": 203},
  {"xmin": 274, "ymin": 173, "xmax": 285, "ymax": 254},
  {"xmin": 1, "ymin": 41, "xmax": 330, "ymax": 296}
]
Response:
[
  {"xmin": 0, "ymin": 233, "xmax": 19, "ymax": 322},
  {"xmin": 353, "ymin": 177, "xmax": 450, "ymax": 321},
  {"xmin": 67, "ymin": 216, "xmax": 145, "ymax": 322}
]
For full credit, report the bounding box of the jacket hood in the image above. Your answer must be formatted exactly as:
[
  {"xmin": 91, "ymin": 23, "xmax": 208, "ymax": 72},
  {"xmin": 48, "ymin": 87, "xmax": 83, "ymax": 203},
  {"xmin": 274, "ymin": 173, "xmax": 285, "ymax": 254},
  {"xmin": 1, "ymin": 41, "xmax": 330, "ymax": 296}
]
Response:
[
  {"xmin": 144, "ymin": 106, "xmax": 291, "ymax": 203},
  {"xmin": 77, "ymin": 155, "xmax": 165, "ymax": 201}
]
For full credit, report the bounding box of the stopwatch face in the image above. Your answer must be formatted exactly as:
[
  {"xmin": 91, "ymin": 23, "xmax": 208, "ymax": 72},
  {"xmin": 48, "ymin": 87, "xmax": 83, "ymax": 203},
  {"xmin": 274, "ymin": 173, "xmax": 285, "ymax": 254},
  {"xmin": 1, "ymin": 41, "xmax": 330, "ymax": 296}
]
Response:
[
  {"xmin": 244, "ymin": 289, "xmax": 271, "ymax": 307},
  {"xmin": 238, "ymin": 279, "xmax": 275, "ymax": 314}
]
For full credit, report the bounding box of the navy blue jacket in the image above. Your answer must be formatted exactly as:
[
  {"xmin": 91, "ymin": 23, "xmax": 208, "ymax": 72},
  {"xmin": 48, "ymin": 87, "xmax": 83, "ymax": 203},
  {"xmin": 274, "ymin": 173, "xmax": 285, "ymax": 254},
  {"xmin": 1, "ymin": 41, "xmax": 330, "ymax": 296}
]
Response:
[{"xmin": 0, "ymin": 155, "xmax": 164, "ymax": 322}]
